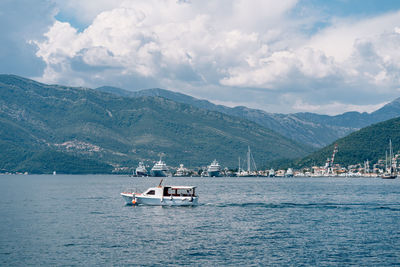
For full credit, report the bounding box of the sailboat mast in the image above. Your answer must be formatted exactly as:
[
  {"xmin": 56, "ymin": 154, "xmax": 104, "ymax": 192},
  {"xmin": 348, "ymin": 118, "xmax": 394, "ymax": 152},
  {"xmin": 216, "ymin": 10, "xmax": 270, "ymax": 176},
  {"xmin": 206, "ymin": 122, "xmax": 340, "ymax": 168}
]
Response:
[
  {"xmin": 385, "ymin": 150, "xmax": 388, "ymax": 172},
  {"xmin": 251, "ymin": 152, "xmax": 257, "ymax": 172},
  {"xmin": 247, "ymin": 146, "xmax": 251, "ymax": 172},
  {"xmin": 390, "ymin": 139, "xmax": 393, "ymax": 173}
]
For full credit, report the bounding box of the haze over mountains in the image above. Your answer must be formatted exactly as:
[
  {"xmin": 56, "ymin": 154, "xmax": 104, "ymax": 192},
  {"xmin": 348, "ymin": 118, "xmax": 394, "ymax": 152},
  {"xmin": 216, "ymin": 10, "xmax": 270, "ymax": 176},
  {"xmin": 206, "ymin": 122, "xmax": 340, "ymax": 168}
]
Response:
[
  {"xmin": 0, "ymin": 75, "xmax": 312, "ymax": 174},
  {"xmin": 97, "ymin": 86, "xmax": 400, "ymax": 148}
]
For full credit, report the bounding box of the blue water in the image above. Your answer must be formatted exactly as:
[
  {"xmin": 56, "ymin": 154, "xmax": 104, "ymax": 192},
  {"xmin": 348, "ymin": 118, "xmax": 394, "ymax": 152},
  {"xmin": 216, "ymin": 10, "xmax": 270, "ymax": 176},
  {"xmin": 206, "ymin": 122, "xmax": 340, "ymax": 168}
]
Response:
[{"xmin": 1, "ymin": 175, "xmax": 400, "ymax": 266}]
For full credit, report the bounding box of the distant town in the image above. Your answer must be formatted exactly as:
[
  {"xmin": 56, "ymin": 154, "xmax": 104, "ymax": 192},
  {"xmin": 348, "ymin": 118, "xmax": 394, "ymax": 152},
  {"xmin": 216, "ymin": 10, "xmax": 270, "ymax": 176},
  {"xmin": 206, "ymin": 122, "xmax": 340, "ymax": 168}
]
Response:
[{"xmin": 2, "ymin": 144, "xmax": 398, "ymax": 178}]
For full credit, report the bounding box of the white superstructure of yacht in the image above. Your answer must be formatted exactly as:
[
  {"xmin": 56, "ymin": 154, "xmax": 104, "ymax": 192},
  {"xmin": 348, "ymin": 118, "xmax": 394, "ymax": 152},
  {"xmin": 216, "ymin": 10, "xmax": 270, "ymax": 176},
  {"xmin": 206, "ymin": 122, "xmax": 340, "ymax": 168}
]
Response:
[
  {"xmin": 135, "ymin": 162, "xmax": 148, "ymax": 177},
  {"xmin": 151, "ymin": 156, "xmax": 171, "ymax": 177},
  {"xmin": 175, "ymin": 164, "xmax": 190, "ymax": 177},
  {"xmin": 285, "ymin": 168, "xmax": 294, "ymax": 177},
  {"xmin": 207, "ymin": 159, "xmax": 221, "ymax": 177}
]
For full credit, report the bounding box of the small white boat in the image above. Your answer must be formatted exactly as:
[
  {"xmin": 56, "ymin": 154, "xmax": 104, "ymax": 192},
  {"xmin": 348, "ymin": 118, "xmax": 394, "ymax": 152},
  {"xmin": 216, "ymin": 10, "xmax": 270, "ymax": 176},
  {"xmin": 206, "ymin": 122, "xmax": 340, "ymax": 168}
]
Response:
[{"xmin": 121, "ymin": 180, "xmax": 199, "ymax": 206}]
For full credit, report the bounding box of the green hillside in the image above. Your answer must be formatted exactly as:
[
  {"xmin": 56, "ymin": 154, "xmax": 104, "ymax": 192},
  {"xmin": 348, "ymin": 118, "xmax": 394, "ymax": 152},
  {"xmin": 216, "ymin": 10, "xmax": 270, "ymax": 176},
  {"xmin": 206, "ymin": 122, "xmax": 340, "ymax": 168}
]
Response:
[
  {"xmin": 293, "ymin": 116, "xmax": 400, "ymax": 169},
  {"xmin": 0, "ymin": 75, "xmax": 313, "ymax": 174},
  {"xmin": 98, "ymin": 86, "xmax": 400, "ymax": 148}
]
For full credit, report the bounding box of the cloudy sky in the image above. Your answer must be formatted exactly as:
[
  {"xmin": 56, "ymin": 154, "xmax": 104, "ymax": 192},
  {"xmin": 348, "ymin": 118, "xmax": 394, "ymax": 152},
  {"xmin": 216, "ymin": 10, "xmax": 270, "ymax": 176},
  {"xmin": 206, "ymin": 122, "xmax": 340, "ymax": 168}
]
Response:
[{"xmin": 2, "ymin": 0, "xmax": 400, "ymax": 115}]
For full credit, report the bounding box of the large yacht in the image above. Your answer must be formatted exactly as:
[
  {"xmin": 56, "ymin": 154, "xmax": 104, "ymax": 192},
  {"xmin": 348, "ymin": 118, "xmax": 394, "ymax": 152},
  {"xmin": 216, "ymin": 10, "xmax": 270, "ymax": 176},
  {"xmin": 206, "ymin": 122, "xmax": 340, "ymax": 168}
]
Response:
[
  {"xmin": 207, "ymin": 159, "xmax": 221, "ymax": 177},
  {"xmin": 151, "ymin": 157, "xmax": 171, "ymax": 177},
  {"xmin": 135, "ymin": 162, "xmax": 148, "ymax": 177}
]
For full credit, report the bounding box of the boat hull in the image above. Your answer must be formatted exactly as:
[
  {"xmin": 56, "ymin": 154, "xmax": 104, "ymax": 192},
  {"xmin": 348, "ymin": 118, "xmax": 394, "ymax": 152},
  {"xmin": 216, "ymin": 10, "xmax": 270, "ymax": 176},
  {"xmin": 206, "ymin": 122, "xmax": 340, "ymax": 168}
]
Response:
[
  {"xmin": 207, "ymin": 171, "xmax": 221, "ymax": 177},
  {"xmin": 135, "ymin": 171, "xmax": 148, "ymax": 177},
  {"xmin": 151, "ymin": 170, "xmax": 170, "ymax": 177},
  {"xmin": 381, "ymin": 175, "xmax": 397, "ymax": 179},
  {"xmin": 120, "ymin": 193, "xmax": 198, "ymax": 206}
]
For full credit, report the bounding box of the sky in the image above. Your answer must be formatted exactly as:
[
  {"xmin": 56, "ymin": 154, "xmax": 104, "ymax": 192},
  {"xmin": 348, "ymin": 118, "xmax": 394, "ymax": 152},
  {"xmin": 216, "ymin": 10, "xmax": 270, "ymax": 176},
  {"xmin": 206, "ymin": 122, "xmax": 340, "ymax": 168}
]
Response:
[{"xmin": 1, "ymin": 0, "xmax": 400, "ymax": 115}]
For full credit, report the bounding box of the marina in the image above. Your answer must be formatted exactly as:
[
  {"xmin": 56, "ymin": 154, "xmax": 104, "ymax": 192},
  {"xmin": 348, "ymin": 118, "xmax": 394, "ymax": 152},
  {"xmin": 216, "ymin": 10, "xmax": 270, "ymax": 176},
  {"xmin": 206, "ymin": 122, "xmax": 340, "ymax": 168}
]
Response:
[
  {"xmin": 128, "ymin": 141, "xmax": 398, "ymax": 178},
  {"xmin": 10, "ymin": 143, "xmax": 399, "ymax": 177}
]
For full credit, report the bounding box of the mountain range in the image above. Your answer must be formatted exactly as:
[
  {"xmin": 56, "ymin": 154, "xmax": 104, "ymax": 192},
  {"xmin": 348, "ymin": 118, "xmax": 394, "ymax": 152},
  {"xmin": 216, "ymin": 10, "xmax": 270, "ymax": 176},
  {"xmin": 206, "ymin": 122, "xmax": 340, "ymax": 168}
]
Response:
[
  {"xmin": 2, "ymin": 74, "xmax": 400, "ymax": 174},
  {"xmin": 0, "ymin": 75, "xmax": 312, "ymax": 174},
  {"xmin": 97, "ymin": 86, "xmax": 400, "ymax": 148}
]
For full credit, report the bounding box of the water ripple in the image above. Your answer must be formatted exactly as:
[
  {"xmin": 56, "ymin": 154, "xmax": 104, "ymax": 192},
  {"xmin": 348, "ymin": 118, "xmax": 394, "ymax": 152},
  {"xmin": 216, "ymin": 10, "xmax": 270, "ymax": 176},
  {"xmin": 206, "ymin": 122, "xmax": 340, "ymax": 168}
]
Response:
[{"xmin": 208, "ymin": 202, "xmax": 400, "ymax": 211}]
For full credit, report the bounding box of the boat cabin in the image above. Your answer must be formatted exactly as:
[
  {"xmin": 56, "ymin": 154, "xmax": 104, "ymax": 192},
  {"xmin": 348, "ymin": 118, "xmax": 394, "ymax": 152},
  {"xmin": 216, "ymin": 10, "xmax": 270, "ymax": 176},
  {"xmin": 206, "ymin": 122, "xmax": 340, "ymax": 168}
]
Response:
[{"xmin": 143, "ymin": 186, "xmax": 196, "ymax": 197}]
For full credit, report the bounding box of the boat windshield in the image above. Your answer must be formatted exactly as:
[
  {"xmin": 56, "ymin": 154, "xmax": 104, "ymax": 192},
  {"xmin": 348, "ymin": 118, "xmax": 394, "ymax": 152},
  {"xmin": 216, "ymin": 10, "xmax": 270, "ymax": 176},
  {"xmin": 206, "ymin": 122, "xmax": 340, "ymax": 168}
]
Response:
[{"xmin": 163, "ymin": 187, "xmax": 195, "ymax": 197}]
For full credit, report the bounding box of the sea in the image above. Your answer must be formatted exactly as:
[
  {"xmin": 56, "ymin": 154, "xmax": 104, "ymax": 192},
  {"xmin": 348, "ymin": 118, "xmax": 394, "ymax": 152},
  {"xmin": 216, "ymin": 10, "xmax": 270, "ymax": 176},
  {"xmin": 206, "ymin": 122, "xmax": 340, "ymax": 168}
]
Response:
[{"xmin": 0, "ymin": 175, "xmax": 399, "ymax": 266}]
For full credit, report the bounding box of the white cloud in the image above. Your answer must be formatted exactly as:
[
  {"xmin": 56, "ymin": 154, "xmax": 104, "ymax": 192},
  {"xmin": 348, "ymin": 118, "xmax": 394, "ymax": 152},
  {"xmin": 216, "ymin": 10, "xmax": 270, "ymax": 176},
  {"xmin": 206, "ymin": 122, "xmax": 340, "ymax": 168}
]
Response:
[
  {"xmin": 35, "ymin": 0, "xmax": 298, "ymax": 86},
  {"xmin": 307, "ymin": 11, "xmax": 400, "ymax": 62},
  {"xmin": 30, "ymin": 0, "xmax": 400, "ymax": 114},
  {"xmin": 292, "ymin": 99, "xmax": 388, "ymax": 115}
]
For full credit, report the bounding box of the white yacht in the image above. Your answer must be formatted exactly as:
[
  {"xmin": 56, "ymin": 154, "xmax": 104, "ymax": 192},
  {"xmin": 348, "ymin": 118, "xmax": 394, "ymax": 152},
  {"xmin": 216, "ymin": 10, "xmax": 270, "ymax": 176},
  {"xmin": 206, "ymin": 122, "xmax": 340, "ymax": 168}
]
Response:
[
  {"xmin": 268, "ymin": 169, "xmax": 275, "ymax": 177},
  {"xmin": 121, "ymin": 180, "xmax": 198, "ymax": 206},
  {"xmin": 151, "ymin": 157, "xmax": 171, "ymax": 177},
  {"xmin": 135, "ymin": 162, "xmax": 148, "ymax": 177},
  {"xmin": 207, "ymin": 159, "xmax": 221, "ymax": 177},
  {"xmin": 175, "ymin": 164, "xmax": 189, "ymax": 177},
  {"xmin": 285, "ymin": 168, "xmax": 294, "ymax": 177}
]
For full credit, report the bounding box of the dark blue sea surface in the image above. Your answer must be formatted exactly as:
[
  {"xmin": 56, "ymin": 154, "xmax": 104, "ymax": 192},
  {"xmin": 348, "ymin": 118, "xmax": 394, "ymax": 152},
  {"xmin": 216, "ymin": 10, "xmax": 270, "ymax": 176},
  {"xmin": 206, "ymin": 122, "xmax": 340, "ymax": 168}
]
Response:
[{"xmin": 1, "ymin": 175, "xmax": 400, "ymax": 266}]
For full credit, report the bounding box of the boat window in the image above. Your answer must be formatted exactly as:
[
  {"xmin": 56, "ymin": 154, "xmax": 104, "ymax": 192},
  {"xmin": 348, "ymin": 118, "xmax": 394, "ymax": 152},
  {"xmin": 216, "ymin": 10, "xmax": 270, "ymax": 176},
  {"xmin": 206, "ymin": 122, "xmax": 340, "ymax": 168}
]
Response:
[
  {"xmin": 163, "ymin": 187, "xmax": 170, "ymax": 196},
  {"xmin": 163, "ymin": 188, "xmax": 195, "ymax": 196},
  {"xmin": 146, "ymin": 190, "xmax": 155, "ymax": 195}
]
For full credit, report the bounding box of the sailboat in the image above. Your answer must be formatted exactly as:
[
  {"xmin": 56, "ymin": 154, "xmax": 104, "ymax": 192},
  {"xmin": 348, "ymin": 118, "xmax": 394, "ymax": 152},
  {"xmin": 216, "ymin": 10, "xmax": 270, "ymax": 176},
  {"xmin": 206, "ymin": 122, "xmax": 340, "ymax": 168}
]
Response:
[
  {"xmin": 237, "ymin": 146, "xmax": 258, "ymax": 177},
  {"xmin": 381, "ymin": 139, "xmax": 397, "ymax": 179}
]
